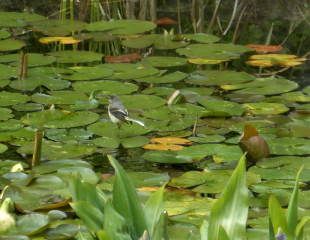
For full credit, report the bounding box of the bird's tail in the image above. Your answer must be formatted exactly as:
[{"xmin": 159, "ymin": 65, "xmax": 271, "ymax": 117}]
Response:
[{"xmin": 125, "ymin": 117, "xmax": 145, "ymax": 127}]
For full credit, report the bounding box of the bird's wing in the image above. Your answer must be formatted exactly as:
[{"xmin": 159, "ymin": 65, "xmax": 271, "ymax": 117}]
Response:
[{"xmin": 109, "ymin": 107, "xmax": 128, "ymax": 121}]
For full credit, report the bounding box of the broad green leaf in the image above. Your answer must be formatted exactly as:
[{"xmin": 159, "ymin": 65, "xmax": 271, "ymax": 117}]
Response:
[
  {"xmin": 295, "ymin": 216, "xmax": 310, "ymax": 239},
  {"xmin": 108, "ymin": 155, "xmax": 147, "ymax": 239},
  {"xmin": 207, "ymin": 154, "xmax": 248, "ymax": 240},
  {"xmin": 70, "ymin": 201, "xmax": 104, "ymax": 232},
  {"xmin": 268, "ymin": 195, "xmax": 288, "ymax": 237},
  {"xmin": 145, "ymin": 185, "xmax": 165, "ymax": 238}
]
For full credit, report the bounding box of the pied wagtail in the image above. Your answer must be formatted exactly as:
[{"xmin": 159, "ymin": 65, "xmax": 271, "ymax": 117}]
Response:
[{"xmin": 108, "ymin": 95, "xmax": 145, "ymax": 127}]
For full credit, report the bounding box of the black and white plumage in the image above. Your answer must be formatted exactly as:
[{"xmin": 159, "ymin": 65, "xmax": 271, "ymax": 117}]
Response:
[{"xmin": 108, "ymin": 95, "xmax": 145, "ymax": 127}]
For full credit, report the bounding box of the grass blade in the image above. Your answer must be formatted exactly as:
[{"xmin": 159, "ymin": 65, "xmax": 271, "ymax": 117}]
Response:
[{"xmin": 268, "ymin": 195, "xmax": 288, "ymax": 237}]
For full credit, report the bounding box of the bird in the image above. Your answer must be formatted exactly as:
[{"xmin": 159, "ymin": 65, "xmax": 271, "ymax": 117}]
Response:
[
  {"xmin": 239, "ymin": 124, "xmax": 270, "ymax": 164},
  {"xmin": 108, "ymin": 95, "xmax": 145, "ymax": 127}
]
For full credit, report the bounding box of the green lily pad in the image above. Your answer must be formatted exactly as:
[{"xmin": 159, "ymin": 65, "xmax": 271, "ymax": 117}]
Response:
[
  {"xmin": 86, "ymin": 19, "xmax": 156, "ymax": 35},
  {"xmin": 0, "ymin": 107, "xmax": 13, "ymax": 120},
  {"xmin": 142, "ymin": 56, "xmax": 187, "ymax": 68},
  {"xmin": 188, "ymin": 134, "xmax": 225, "ymax": 143},
  {"xmin": 0, "ymin": 39, "xmax": 26, "ymax": 52},
  {"xmin": 243, "ymin": 102, "xmax": 289, "ymax": 115},
  {"xmin": 181, "ymin": 33, "xmax": 220, "ymax": 43},
  {"xmin": 122, "ymin": 34, "xmax": 189, "ymax": 50},
  {"xmin": 63, "ymin": 65, "xmax": 113, "ymax": 80},
  {"xmin": 73, "ymin": 80, "xmax": 138, "ymax": 94},
  {"xmin": 268, "ymin": 91, "xmax": 310, "ymax": 103},
  {"xmin": 32, "ymin": 19, "xmax": 87, "ymax": 36},
  {"xmin": 142, "ymin": 86, "xmax": 176, "ymax": 97},
  {"xmin": 198, "ymin": 97, "xmax": 245, "ymax": 117},
  {"xmin": 10, "ymin": 78, "xmax": 70, "ymax": 91},
  {"xmin": 129, "ymin": 171, "xmax": 170, "ymax": 187},
  {"xmin": 0, "ymin": 143, "xmax": 8, "ymax": 153},
  {"xmin": 31, "ymin": 91, "xmax": 89, "ymax": 105},
  {"xmin": 105, "ymin": 63, "xmax": 159, "ymax": 80},
  {"xmin": 222, "ymin": 77, "xmax": 298, "ymax": 95},
  {"xmin": 1, "ymin": 53, "xmax": 56, "ymax": 67},
  {"xmin": 88, "ymin": 121, "xmax": 118, "ymax": 137},
  {"xmin": 17, "ymin": 140, "xmax": 96, "ymax": 160},
  {"xmin": 13, "ymin": 103, "xmax": 43, "ymax": 112},
  {"xmin": 0, "ymin": 91, "xmax": 30, "ymax": 106},
  {"xmin": 45, "ymin": 128, "xmax": 93, "ymax": 143},
  {"xmin": 135, "ymin": 71, "xmax": 187, "ymax": 84},
  {"xmin": 268, "ymin": 137, "xmax": 310, "ymax": 155},
  {"xmin": 0, "ymin": 11, "xmax": 45, "ymax": 27},
  {"xmin": 176, "ymin": 43, "xmax": 251, "ymax": 60},
  {"xmin": 303, "ymin": 86, "xmax": 310, "ymax": 95},
  {"xmin": 93, "ymin": 136, "xmax": 120, "ymax": 148},
  {"xmin": 45, "ymin": 224, "xmax": 81, "ymax": 239},
  {"xmin": 48, "ymin": 50, "xmax": 102, "ymax": 64},
  {"xmin": 22, "ymin": 109, "xmax": 99, "ymax": 129},
  {"xmin": 34, "ymin": 159, "xmax": 92, "ymax": 174},
  {"xmin": 120, "ymin": 94, "xmax": 166, "ymax": 110},
  {"xmin": 186, "ymin": 70, "xmax": 255, "ymax": 86},
  {"xmin": 0, "ymin": 29, "xmax": 10, "ymax": 39},
  {"xmin": 277, "ymin": 120, "xmax": 310, "ymax": 138},
  {"xmin": 169, "ymin": 103, "xmax": 207, "ymax": 116},
  {"xmin": 121, "ymin": 136, "xmax": 149, "ymax": 148},
  {"xmin": 16, "ymin": 213, "xmax": 49, "ymax": 235},
  {"xmin": 58, "ymin": 166, "xmax": 98, "ymax": 184},
  {"xmin": 142, "ymin": 151, "xmax": 193, "ymax": 164},
  {"xmin": 177, "ymin": 143, "xmax": 243, "ymax": 162}
]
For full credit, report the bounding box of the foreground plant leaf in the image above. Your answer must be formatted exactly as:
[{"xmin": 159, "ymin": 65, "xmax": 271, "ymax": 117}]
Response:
[
  {"xmin": 206, "ymin": 154, "xmax": 248, "ymax": 240},
  {"xmin": 108, "ymin": 155, "xmax": 147, "ymax": 239}
]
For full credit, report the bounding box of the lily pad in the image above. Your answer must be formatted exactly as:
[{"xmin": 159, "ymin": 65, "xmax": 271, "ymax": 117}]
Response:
[
  {"xmin": 176, "ymin": 43, "xmax": 251, "ymax": 60},
  {"xmin": 16, "ymin": 213, "xmax": 49, "ymax": 235},
  {"xmin": 0, "ymin": 39, "xmax": 26, "ymax": 52},
  {"xmin": 1, "ymin": 53, "xmax": 56, "ymax": 67},
  {"xmin": 121, "ymin": 136, "xmax": 149, "ymax": 148},
  {"xmin": 17, "ymin": 140, "xmax": 96, "ymax": 160},
  {"xmin": 181, "ymin": 33, "xmax": 220, "ymax": 43},
  {"xmin": 243, "ymin": 102, "xmax": 289, "ymax": 115},
  {"xmin": 268, "ymin": 137, "xmax": 310, "ymax": 155},
  {"xmin": 221, "ymin": 77, "xmax": 298, "ymax": 95},
  {"xmin": 105, "ymin": 63, "xmax": 159, "ymax": 80},
  {"xmin": 135, "ymin": 71, "xmax": 187, "ymax": 84},
  {"xmin": 198, "ymin": 97, "xmax": 245, "ymax": 117},
  {"xmin": 31, "ymin": 91, "xmax": 89, "ymax": 105},
  {"xmin": 93, "ymin": 136, "xmax": 120, "ymax": 148},
  {"xmin": 142, "ymin": 56, "xmax": 187, "ymax": 68},
  {"xmin": 86, "ymin": 19, "xmax": 156, "ymax": 35},
  {"xmin": 73, "ymin": 80, "xmax": 138, "ymax": 94},
  {"xmin": 186, "ymin": 70, "xmax": 255, "ymax": 86},
  {"xmin": 142, "ymin": 150, "xmax": 193, "ymax": 164},
  {"xmin": 48, "ymin": 50, "xmax": 102, "ymax": 64},
  {"xmin": 22, "ymin": 109, "xmax": 99, "ymax": 129},
  {"xmin": 120, "ymin": 94, "xmax": 166, "ymax": 110},
  {"xmin": 58, "ymin": 166, "xmax": 98, "ymax": 184},
  {"xmin": 45, "ymin": 128, "xmax": 93, "ymax": 143},
  {"xmin": 32, "ymin": 19, "xmax": 87, "ymax": 36},
  {"xmin": 0, "ymin": 107, "xmax": 13, "ymax": 120},
  {"xmin": 63, "ymin": 65, "xmax": 113, "ymax": 80},
  {"xmin": 0, "ymin": 29, "xmax": 10, "ymax": 39},
  {"xmin": 0, "ymin": 11, "xmax": 45, "ymax": 27},
  {"xmin": 0, "ymin": 91, "xmax": 30, "ymax": 106}
]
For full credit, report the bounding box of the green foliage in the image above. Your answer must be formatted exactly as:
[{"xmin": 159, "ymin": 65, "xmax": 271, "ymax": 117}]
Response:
[
  {"xmin": 268, "ymin": 167, "xmax": 309, "ymax": 240},
  {"xmin": 69, "ymin": 155, "xmax": 168, "ymax": 240},
  {"xmin": 202, "ymin": 154, "xmax": 249, "ymax": 240}
]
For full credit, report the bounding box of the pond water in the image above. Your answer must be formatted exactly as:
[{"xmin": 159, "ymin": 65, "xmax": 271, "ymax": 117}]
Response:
[{"xmin": 0, "ymin": 10, "xmax": 309, "ymax": 240}]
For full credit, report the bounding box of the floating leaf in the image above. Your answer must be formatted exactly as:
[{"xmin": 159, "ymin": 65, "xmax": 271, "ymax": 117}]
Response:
[
  {"xmin": 0, "ymin": 11, "xmax": 45, "ymax": 27},
  {"xmin": 243, "ymin": 102, "xmax": 289, "ymax": 115},
  {"xmin": 0, "ymin": 107, "xmax": 13, "ymax": 120},
  {"xmin": 121, "ymin": 136, "xmax": 149, "ymax": 148},
  {"xmin": 73, "ymin": 80, "xmax": 138, "ymax": 94},
  {"xmin": 39, "ymin": 36, "xmax": 82, "ymax": 44},
  {"xmin": 181, "ymin": 33, "xmax": 220, "ymax": 43},
  {"xmin": 247, "ymin": 54, "xmax": 306, "ymax": 67},
  {"xmin": 0, "ymin": 91, "xmax": 30, "ymax": 106},
  {"xmin": 120, "ymin": 95, "xmax": 166, "ymax": 110},
  {"xmin": 142, "ymin": 151, "xmax": 193, "ymax": 164},
  {"xmin": 16, "ymin": 213, "xmax": 49, "ymax": 235},
  {"xmin": 188, "ymin": 58, "xmax": 226, "ymax": 65},
  {"xmin": 0, "ymin": 29, "xmax": 11, "ymax": 39},
  {"xmin": 31, "ymin": 91, "xmax": 89, "ymax": 105},
  {"xmin": 48, "ymin": 50, "xmax": 102, "ymax": 64},
  {"xmin": 246, "ymin": 44, "xmax": 283, "ymax": 53},
  {"xmin": 0, "ymin": 39, "xmax": 25, "ymax": 52},
  {"xmin": 135, "ymin": 71, "xmax": 187, "ymax": 84},
  {"xmin": 105, "ymin": 53, "xmax": 141, "ymax": 63},
  {"xmin": 143, "ymin": 143, "xmax": 184, "ymax": 151},
  {"xmin": 142, "ymin": 56, "xmax": 187, "ymax": 68},
  {"xmin": 32, "ymin": 19, "xmax": 87, "ymax": 36},
  {"xmin": 0, "ymin": 143, "xmax": 8, "ymax": 153},
  {"xmin": 177, "ymin": 43, "xmax": 251, "ymax": 60}
]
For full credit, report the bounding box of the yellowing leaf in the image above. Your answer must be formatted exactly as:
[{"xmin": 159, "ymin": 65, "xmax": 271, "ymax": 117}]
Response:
[
  {"xmin": 143, "ymin": 143, "xmax": 184, "ymax": 151},
  {"xmin": 150, "ymin": 137, "xmax": 191, "ymax": 145},
  {"xmin": 246, "ymin": 54, "xmax": 305, "ymax": 68},
  {"xmin": 188, "ymin": 58, "xmax": 225, "ymax": 65},
  {"xmin": 39, "ymin": 36, "xmax": 81, "ymax": 45}
]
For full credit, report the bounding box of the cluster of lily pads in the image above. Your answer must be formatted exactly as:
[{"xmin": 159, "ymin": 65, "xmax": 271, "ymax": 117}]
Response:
[{"xmin": 0, "ymin": 11, "xmax": 309, "ymax": 239}]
